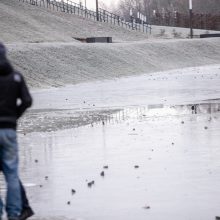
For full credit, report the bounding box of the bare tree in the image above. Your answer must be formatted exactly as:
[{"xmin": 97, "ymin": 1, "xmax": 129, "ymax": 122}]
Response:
[{"xmin": 116, "ymin": 0, "xmax": 219, "ymax": 18}]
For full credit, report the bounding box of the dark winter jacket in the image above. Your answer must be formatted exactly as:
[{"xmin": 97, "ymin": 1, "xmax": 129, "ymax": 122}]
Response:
[{"xmin": 0, "ymin": 58, "xmax": 32, "ymax": 129}]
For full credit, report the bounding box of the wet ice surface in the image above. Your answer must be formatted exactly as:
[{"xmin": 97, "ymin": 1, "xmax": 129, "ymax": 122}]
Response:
[
  {"xmin": 19, "ymin": 106, "xmax": 220, "ymax": 220},
  {"xmin": 17, "ymin": 64, "xmax": 220, "ymax": 133},
  {"xmin": 31, "ymin": 65, "xmax": 220, "ymax": 110},
  {"xmin": 18, "ymin": 109, "xmax": 120, "ymax": 133},
  {"xmin": 13, "ymin": 65, "xmax": 220, "ymax": 219}
]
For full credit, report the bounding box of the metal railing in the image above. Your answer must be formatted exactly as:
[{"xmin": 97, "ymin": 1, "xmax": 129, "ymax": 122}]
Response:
[
  {"xmin": 18, "ymin": 0, "xmax": 152, "ymax": 34},
  {"xmin": 98, "ymin": 8, "xmax": 151, "ymax": 33}
]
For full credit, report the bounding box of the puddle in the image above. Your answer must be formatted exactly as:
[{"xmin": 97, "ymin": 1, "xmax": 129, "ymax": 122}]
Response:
[
  {"xmin": 18, "ymin": 109, "xmax": 120, "ymax": 133},
  {"xmin": 110, "ymin": 102, "xmax": 220, "ymax": 121},
  {"xmin": 18, "ymin": 102, "xmax": 220, "ymax": 134},
  {"xmin": 1, "ymin": 65, "xmax": 220, "ymax": 220},
  {"xmin": 13, "ymin": 100, "xmax": 220, "ymax": 220}
]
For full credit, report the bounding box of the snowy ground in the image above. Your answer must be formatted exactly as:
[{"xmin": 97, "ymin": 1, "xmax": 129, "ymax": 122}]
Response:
[
  {"xmin": 1, "ymin": 64, "xmax": 220, "ymax": 220},
  {"xmin": 30, "ymin": 64, "xmax": 220, "ymax": 110},
  {"xmin": 0, "ymin": 0, "xmax": 148, "ymax": 43},
  {"xmin": 15, "ymin": 64, "xmax": 220, "ymax": 134},
  {"xmin": 150, "ymin": 25, "xmax": 220, "ymax": 39},
  {"xmin": 1, "ymin": 1, "xmax": 220, "ymax": 219},
  {"xmin": 6, "ymin": 38, "xmax": 220, "ymax": 88},
  {"xmin": 0, "ymin": 0, "xmax": 219, "ymax": 44}
]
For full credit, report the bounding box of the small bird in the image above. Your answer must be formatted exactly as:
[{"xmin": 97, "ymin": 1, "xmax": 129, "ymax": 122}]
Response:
[
  {"xmin": 34, "ymin": 159, "xmax": 38, "ymax": 163},
  {"xmin": 143, "ymin": 206, "xmax": 150, "ymax": 209},
  {"xmin": 100, "ymin": 171, "xmax": 105, "ymax": 177},
  {"xmin": 67, "ymin": 201, "xmax": 71, "ymax": 205},
  {"xmin": 87, "ymin": 181, "xmax": 95, "ymax": 187},
  {"xmin": 88, "ymin": 182, "xmax": 92, "ymax": 187},
  {"xmin": 71, "ymin": 189, "xmax": 76, "ymax": 195},
  {"xmin": 134, "ymin": 165, "xmax": 139, "ymax": 169},
  {"xmin": 45, "ymin": 176, "xmax": 48, "ymax": 180},
  {"xmin": 103, "ymin": 165, "xmax": 108, "ymax": 169}
]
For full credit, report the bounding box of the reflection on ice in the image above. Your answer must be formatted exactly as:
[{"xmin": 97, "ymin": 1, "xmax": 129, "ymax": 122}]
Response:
[
  {"xmin": 115, "ymin": 102, "xmax": 220, "ymax": 121},
  {"xmin": 4, "ymin": 64, "xmax": 220, "ymax": 220},
  {"xmin": 18, "ymin": 102, "xmax": 220, "ymax": 134},
  {"xmin": 16, "ymin": 100, "xmax": 220, "ymax": 220},
  {"xmin": 18, "ymin": 103, "xmax": 220, "ymax": 133}
]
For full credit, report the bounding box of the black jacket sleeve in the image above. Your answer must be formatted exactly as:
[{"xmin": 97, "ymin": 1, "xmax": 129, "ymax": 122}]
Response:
[{"xmin": 17, "ymin": 74, "xmax": 32, "ymax": 119}]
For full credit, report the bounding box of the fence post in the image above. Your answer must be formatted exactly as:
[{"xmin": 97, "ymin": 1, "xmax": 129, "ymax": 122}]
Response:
[
  {"xmin": 66, "ymin": 0, "xmax": 69, "ymax": 13},
  {"xmin": 85, "ymin": 8, "xmax": 87, "ymax": 18},
  {"xmin": 56, "ymin": 0, "xmax": 58, "ymax": 11},
  {"xmin": 52, "ymin": 0, "xmax": 54, "ymax": 10},
  {"xmin": 100, "ymin": 10, "xmax": 102, "ymax": 22},
  {"xmin": 58, "ymin": 1, "xmax": 60, "ymax": 11},
  {"xmin": 70, "ymin": 1, "xmax": 72, "ymax": 13},
  {"xmin": 103, "ymin": 10, "xmax": 106, "ymax": 22},
  {"xmin": 61, "ymin": 0, "xmax": 64, "ymax": 12}
]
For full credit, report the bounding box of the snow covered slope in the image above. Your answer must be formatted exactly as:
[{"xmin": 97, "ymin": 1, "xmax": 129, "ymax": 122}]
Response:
[
  {"xmin": 1, "ymin": 0, "xmax": 219, "ymax": 89},
  {"xmin": 7, "ymin": 38, "xmax": 220, "ymax": 88},
  {"xmin": 0, "ymin": 0, "xmax": 148, "ymax": 43}
]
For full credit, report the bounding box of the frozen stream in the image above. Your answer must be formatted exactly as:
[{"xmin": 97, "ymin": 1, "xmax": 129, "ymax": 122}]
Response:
[
  {"xmin": 32, "ymin": 65, "xmax": 220, "ymax": 110},
  {"xmin": 2, "ymin": 65, "xmax": 220, "ymax": 220}
]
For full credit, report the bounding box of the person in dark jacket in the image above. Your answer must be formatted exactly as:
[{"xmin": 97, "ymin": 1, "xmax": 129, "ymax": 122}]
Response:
[{"xmin": 0, "ymin": 43, "xmax": 34, "ymax": 220}]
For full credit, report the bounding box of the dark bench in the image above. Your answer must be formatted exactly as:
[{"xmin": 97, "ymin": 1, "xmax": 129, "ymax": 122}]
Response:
[
  {"xmin": 200, "ymin": 34, "xmax": 220, "ymax": 38},
  {"xmin": 86, "ymin": 37, "xmax": 113, "ymax": 43}
]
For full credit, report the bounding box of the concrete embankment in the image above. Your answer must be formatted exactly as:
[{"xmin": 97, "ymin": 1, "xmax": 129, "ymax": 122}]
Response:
[
  {"xmin": 0, "ymin": 0, "xmax": 148, "ymax": 43},
  {"xmin": 6, "ymin": 38, "xmax": 220, "ymax": 88}
]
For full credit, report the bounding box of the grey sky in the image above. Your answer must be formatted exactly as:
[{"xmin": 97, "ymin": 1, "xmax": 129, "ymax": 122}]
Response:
[{"xmin": 80, "ymin": 0, "xmax": 119, "ymax": 10}]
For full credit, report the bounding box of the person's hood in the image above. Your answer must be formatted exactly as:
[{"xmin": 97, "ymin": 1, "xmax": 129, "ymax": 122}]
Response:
[
  {"xmin": 0, "ymin": 42, "xmax": 13, "ymax": 76},
  {"xmin": 0, "ymin": 58, "xmax": 14, "ymax": 76},
  {"xmin": 0, "ymin": 43, "xmax": 6, "ymax": 58}
]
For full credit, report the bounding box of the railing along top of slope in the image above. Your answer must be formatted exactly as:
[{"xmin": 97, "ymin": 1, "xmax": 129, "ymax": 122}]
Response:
[{"xmin": 18, "ymin": 0, "xmax": 151, "ymax": 34}]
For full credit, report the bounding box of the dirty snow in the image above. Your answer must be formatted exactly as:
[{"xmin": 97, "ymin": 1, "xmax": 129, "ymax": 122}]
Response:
[
  {"xmin": 0, "ymin": 0, "xmax": 148, "ymax": 43},
  {"xmin": 10, "ymin": 64, "xmax": 220, "ymax": 220},
  {"xmin": 5, "ymin": 38, "xmax": 220, "ymax": 89},
  {"xmin": 17, "ymin": 64, "xmax": 220, "ymax": 133},
  {"xmin": 0, "ymin": 0, "xmax": 220, "ymax": 220},
  {"xmin": 0, "ymin": 0, "xmax": 219, "ymax": 44}
]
